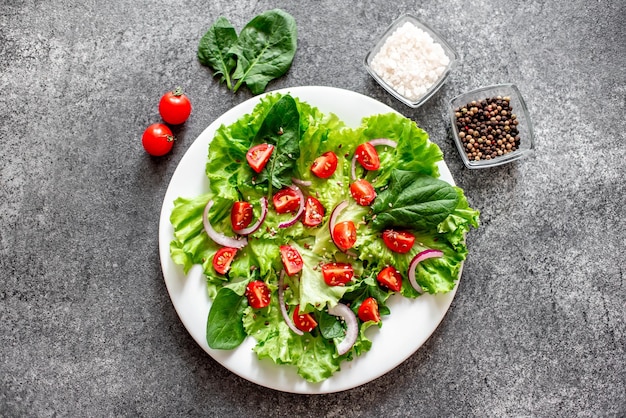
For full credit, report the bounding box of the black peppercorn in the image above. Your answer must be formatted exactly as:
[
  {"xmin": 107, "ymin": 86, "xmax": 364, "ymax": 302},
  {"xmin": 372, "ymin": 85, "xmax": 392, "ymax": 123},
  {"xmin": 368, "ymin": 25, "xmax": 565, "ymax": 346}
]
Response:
[{"xmin": 454, "ymin": 96, "xmax": 522, "ymax": 162}]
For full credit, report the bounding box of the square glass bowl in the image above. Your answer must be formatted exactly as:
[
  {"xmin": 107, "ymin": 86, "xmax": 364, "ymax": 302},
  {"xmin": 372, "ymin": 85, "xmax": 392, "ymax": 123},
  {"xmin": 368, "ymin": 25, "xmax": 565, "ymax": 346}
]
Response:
[
  {"xmin": 364, "ymin": 14, "xmax": 458, "ymax": 108},
  {"xmin": 449, "ymin": 84, "xmax": 535, "ymax": 169}
]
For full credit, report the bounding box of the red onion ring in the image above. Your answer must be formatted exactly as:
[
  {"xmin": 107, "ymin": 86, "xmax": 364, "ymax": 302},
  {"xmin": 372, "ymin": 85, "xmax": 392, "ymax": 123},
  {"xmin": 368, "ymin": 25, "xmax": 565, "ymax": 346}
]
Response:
[
  {"xmin": 291, "ymin": 177, "xmax": 312, "ymax": 188},
  {"xmin": 278, "ymin": 185, "xmax": 305, "ymax": 228},
  {"xmin": 327, "ymin": 303, "xmax": 358, "ymax": 355},
  {"xmin": 202, "ymin": 200, "xmax": 247, "ymax": 249},
  {"xmin": 350, "ymin": 154, "xmax": 358, "ymax": 181},
  {"xmin": 236, "ymin": 197, "xmax": 268, "ymax": 235},
  {"xmin": 368, "ymin": 138, "xmax": 398, "ymax": 148},
  {"xmin": 408, "ymin": 249, "xmax": 444, "ymax": 293},
  {"xmin": 278, "ymin": 270, "xmax": 304, "ymax": 336},
  {"xmin": 329, "ymin": 200, "xmax": 348, "ymax": 249}
]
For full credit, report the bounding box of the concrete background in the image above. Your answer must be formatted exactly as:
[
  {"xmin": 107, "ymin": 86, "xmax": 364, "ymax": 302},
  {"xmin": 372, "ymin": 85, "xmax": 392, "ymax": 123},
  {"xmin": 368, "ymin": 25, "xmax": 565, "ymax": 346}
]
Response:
[{"xmin": 1, "ymin": 0, "xmax": 624, "ymax": 416}]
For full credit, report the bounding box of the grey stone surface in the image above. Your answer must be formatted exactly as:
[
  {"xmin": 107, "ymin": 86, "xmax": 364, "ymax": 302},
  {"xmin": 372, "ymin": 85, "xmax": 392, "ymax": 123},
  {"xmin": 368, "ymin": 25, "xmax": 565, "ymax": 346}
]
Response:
[{"xmin": 1, "ymin": 0, "xmax": 624, "ymax": 416}]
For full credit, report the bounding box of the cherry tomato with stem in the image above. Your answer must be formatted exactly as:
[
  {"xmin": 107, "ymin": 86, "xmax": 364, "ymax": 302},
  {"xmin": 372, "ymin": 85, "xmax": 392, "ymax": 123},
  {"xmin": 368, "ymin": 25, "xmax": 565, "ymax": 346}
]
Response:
[
  {"xmin": 142, "ymin": 123, "xmax": 175, "ymax": 156},
  {"xmin": 159, "ymin": 87, "xmax": 192, "ymax": 125}
]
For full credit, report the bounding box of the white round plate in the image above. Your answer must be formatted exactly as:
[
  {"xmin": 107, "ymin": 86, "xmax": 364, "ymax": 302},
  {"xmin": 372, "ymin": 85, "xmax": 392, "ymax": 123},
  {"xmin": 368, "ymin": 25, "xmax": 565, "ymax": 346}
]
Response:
[{"xmin": 158, "ymin": 86, "xmax": 459, "ymax": 394}]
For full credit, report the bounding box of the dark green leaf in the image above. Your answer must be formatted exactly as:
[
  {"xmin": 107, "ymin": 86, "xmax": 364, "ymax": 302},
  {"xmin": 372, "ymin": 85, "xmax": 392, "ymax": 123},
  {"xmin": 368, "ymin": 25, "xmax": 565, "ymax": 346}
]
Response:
[
  {"xmin": 318, "ymin": 310, "xmax": 345, "ymax": 339},
  {"xmin": 372, "ymin": 170, "xmax": 459, "ymax": 230},
  {"xmin": 253, "ymin": 95, "xmax": 301, "ymax": 191},
  {"xmin": 206, "ymin": 287, "xmax": 248, "ymax": 349},
  {"xmin": 198, "ymin": 17, "xmax": 238, "ymax": 89},
  {"xmin": 229, "ymin": 9, "xmax": 297, "ymax": 94}
]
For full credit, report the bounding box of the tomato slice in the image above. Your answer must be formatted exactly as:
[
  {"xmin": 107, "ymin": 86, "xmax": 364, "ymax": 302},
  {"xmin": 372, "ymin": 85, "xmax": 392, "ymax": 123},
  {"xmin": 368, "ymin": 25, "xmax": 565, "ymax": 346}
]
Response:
[
  {"xmin": 293, "ymin": 305, "xmax": 317, "ymax": 333},
  {"xmin": 231, "ymin": 201, "xmax": 253, "ymax": 233},
  {"xmin": 377, "ymin": 266, "xmax": 402, "ymax": 292},
  {"xmin": 321, "ymin": 262, "xmax": 354, "ymax": 286},
  {"xmin": 245, "ymin": 280, "xmax": 271, "ymax": 309},
  {"xmin": 355, "ymin": 142, "xmax": 381, "ymax": 171},
  {"xmin": 302, "ymin": 196, "xmax": 325, "ymax": 227},
  {"xmin": 246, "ymin": 143, "xmax": 274, "ymax": 173},
  {"xmin": 272, "ymin": 187, "xmax": 301, "ymax": 214},
  {"xmin": 358, "ymin": 297, "xmax": 381, "ymax": 322},
  {"xmin": 280, "ymin": 245, "xmax": 304, "ymax": 276},
  {"xmin": 311, "ymin": 151, "xmax": 338, "ymax": 178},
  {"xmin": 350, "ymin": 179, "xmax": 376, "ymax": 206},
  {"xmin": 382, "ymin": 229, "xmax": 415, "ymax": 254},
  {"xmin": 212, "ymin": 247, "xmax": 238, "ymax": 275},
  {"xmin": 332, "ymin": 220, "xmax": 357, "ymax": 251}
]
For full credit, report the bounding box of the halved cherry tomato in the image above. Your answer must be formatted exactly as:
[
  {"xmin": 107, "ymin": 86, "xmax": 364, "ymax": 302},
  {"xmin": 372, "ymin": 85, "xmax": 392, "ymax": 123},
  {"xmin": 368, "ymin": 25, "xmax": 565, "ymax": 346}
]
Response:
[
  {"xmin": 350, "ymin": 179, "xmax": 376, "ymax": 206},
  {"xmin": 311, "ymin": 151, "xmax": 338, "ymax": 178},
  {"xmin": 280, "ymin": 245, "xmax": 304, "ymax": 276},
  {"xmin": 332, "ymin": 220, "xmax": 357, "ymax": 251},
  {"xmin": 142, "ymin": 123, "xmax": 175, "ymax": 156},
  {"xmin": 382, "ymin": 229, "xmax": 415, "ymax": 254},
  {"xmin": 293, "ymin": 305, "xmax": 317, "ymax": 333},
  {"xmin": 273, "ymin": 187, "xmax": 301, "ymax": 214},
  {"xmin": 231, "ymin": 201, "xmax": 253, "ymax": 233},
  {"xmin": 377, "ymin": 266, "xmax": 402, "ymax": 292},
  {"xmin": 358, "ymin": 297, "xmax": 381, "ymax": 322},
  {"xmin": 245, "ymin": 280, "xmax": 271, "ymax": 309},
  {"xmin": 321, "ymin": 262, "xmax": 354, "ymax": 286},
  {"xmin": 212, "ymin": 247, "xmax": 237, "ymax": 275},
  {"xmin": 246, "ymin": 143, "xmax": 274, "ymax": 173},
  {"xmin": 302, "ymin": 196, "xmax": 325, "ymax": 227},
  {"xmin": 355, "ymin": 142, "xmax": 380, "ymax": 171},
  {"xmin": 158, "ymin": 87, "xmax": 192, "ymax": 125}
]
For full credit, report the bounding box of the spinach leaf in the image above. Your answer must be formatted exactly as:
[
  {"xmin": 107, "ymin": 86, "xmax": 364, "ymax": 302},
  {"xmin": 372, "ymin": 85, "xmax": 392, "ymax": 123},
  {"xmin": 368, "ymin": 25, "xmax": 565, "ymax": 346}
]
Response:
[
  {"xmin": 206, "ymin": 287, "xmax": 248, "ymax": 349},
  {"xmin": 197, "ymin": 17, "xmax": 238, "ymax": 90},
  {"xmin": 229, "ymin": 9, "xmax": 297, "ymax": 94},
  {"xmin": 371, "ymin": 170, "xmax": 460, "ymax": 231},
  {"xmin": 318, "ymin": 310, "xmax": 345, "ymax": 340},
  {"xmin": 253, "ymin": 95, "xmax": 300, "ymax": 192}
]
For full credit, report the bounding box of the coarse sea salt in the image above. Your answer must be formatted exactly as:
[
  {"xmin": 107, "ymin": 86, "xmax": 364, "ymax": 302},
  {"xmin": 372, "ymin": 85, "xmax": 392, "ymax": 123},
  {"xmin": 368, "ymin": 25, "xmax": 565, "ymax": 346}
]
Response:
[{"xmin": 370, "ymin": 22, "xmax": 450, "ymax": 102}]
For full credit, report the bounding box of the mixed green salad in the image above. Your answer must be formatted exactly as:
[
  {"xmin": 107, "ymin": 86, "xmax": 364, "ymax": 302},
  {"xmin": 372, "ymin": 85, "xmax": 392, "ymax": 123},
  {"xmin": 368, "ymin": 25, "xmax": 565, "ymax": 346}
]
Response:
[{"xmin": 169, "ymin": 93, "xmax": 479, "ymax": 382}]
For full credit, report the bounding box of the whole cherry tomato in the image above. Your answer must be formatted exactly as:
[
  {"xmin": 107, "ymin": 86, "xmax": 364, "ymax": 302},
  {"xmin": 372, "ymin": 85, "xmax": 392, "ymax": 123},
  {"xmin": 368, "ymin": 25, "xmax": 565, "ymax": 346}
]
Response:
[
  {"xmin": 159, "ymin": 87, "xmax": 192, "ymax": 125},
  {"xmin": 142, "ymin": 123, "xmax": 175, "ymax": 156}
]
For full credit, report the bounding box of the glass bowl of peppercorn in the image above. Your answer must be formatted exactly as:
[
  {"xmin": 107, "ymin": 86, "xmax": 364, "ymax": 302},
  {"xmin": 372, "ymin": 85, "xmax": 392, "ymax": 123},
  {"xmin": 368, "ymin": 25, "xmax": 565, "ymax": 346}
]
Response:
[{"xmin": 449, "ymin": 84, "xmax": 535, "ymax": 169}]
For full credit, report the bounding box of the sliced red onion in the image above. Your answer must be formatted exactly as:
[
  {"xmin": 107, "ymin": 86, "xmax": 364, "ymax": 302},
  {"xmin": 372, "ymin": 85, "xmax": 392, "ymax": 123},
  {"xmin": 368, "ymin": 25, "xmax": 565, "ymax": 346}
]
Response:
[
  {"xmin": 350, "ymin": 154, "xmax": 358, "ymax": 181},
  {"xmin": 368, "ymin": 138, "xmax": 398, "ymax": 148},
  {"xmin": 291, "ymin": 177, "xmax": 312, "ymax": 188},
  {"xmin": 236, "ymin": 197, "xmax": 268, "ymax": 235},
  {"xmin": 327, "ymin": 303, "xmax": 358, "ymax": 355},
  {"xmin": 329, "ymin": 200, "xmax": 349, "ymax": 248},
  {"xmin": 278, "ymin": 270, "xmax": 303, "ymax": 336},
  {"xmin": 408, "ymin": 249, "xmax": 444, "ymax": 293},
  {"xmin": 278, "ymin": 185, "xmax": 305, "ymax": 228},
  {"xmin": 202, "ymin": 200, "xmax": 247, "ymax": 249}
]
